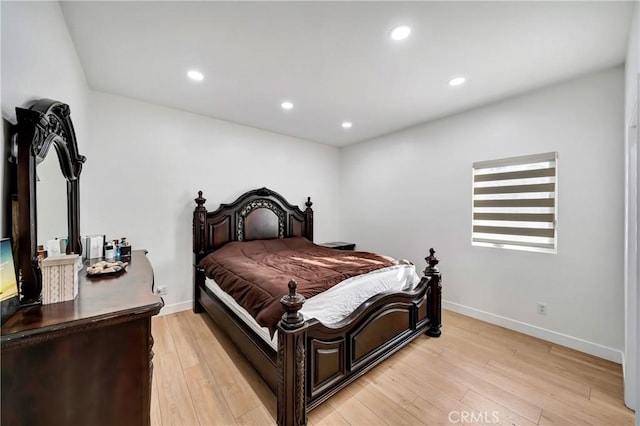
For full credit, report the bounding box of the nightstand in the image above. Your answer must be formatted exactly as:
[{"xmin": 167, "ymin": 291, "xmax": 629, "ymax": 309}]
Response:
[{"xmin": 319, "ymin": 241, "xmax": 356, "ymax": 250}]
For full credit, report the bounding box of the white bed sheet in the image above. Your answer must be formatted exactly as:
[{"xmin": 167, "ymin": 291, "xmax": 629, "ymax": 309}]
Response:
[{"xmin": 204, "ymin": 264, "xmax": 421, "ymax": 349}]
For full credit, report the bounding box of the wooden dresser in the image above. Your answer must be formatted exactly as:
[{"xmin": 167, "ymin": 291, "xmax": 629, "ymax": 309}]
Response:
[{"xmin": 1, "ymin": 250, "xmax": 164, "ymax": 426}]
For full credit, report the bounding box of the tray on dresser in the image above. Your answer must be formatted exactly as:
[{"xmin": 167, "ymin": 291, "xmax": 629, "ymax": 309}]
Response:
[{"xmin": 86, "ymin": 260, "xmax": 128, "ymax": 277}]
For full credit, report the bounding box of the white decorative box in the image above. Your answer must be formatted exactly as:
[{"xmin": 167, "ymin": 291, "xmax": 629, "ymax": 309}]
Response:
[{"xmin": 41, "ymin": 254, "xmax": 82, "ymax": 304}]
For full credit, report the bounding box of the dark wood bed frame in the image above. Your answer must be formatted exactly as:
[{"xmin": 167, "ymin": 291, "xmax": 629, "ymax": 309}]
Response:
[{"xmin": 192, "ymin": 187, "xmax": 442, "ymax": 426}]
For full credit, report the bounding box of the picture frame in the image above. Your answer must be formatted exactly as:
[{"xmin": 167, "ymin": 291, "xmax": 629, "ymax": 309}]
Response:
[{"xmin": 1, "ymin": 238, "xmax": 20, "ymax": 324}]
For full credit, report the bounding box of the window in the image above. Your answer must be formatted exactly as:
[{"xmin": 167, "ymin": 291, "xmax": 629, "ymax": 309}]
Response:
[{"xmin": 472, "ymin": 152, "xmax": 557, "ymax": 253}]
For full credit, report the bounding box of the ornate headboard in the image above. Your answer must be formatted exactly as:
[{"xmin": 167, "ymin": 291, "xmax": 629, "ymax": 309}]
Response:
[{"xmin": 193, "ymin": 187, "xmax": 313, "ymax": 263}]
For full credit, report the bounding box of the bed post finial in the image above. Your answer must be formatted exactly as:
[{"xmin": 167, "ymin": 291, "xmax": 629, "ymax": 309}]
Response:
[
  {"xmin": 424, "ymin": 248, "xmax": 442, "ymax": 337},
  {"xmin": 195, "ymin": 191, "xmax": 206, "ymax": 211},
  {"xmin": 280, "ymin": 279, "xmax": 305, "ymax": 329},
  {"xmin": 277, "ymin": 279, "xmax": 307, "ymax": 426},
  {"xmin": 425, "ymin": 248, "xmax": 439, "ymax": 274},
  {"xmin": 305, "ymin": 197, "xmax": 314, "ymax": 242}
]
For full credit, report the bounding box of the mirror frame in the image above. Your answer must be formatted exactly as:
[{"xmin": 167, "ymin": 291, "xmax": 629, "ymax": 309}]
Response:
[{"xmin": 14, "ymin": 99, "xmax": 86, "ymax": 303}]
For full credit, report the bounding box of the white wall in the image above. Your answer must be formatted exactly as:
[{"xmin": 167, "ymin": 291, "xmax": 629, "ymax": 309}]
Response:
[
  {"xmin": 340, "ymin": 67, "xmax": 625, "ymax": 362},
  {"xmin": 85, "ymin": 91, "xmax": 341, "ymax": 313},
  {"xmin": 1, "ymin": 1, "xmax": 89, "ymax": 238},
  {"xmin": 624, "ymin": 2, "xmax": 639, "ymax": 414}
]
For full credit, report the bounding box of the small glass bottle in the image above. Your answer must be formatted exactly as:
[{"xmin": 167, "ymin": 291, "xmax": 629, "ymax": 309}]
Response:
[
  {"xmin": 114, "ymin": 239, "xmax": 121, "ymax": 261},
  {"xmin": 120, "ymin": 237, "xmax": 131, "ymax": 261}
]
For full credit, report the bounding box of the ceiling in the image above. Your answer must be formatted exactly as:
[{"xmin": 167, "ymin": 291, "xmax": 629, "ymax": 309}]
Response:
[{"xmin": 60, "ymin": 1, "xmax": 634, "ymax": 147}]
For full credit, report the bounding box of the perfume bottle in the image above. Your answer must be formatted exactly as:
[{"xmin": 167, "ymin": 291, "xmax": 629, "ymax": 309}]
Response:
[
  {"xmin": 104, "ymin": 243, "xmax": 115, "ymax": 260},
  {"xmin": 120, "ymin": 237, "xmax": 131, "ymax": 261},
  {"xmin": 114, "ymin": 239, "xmax": 121, "ymax": 261}
]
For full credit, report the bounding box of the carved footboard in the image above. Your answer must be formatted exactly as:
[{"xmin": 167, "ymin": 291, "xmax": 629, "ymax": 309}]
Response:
[{"xmin": 277, "ymin": 251, "xmax": 442, "ymax": 426}]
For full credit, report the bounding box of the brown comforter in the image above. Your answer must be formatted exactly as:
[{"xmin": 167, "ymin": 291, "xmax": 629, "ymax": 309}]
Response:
[{"xmin": 198, "ymin": 237, "xmax": 396, "ymax": 334}]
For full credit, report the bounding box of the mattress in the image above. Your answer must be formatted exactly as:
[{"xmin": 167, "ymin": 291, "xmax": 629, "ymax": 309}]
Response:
[{"xmin": 205, "ymin": 263, "xmax": 421, "ymax": 349}]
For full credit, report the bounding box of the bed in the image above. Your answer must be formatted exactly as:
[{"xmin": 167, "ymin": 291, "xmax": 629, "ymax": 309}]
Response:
[{"xmin": 192, "ymin": 187, "xmax": 442, "ymax": 426}]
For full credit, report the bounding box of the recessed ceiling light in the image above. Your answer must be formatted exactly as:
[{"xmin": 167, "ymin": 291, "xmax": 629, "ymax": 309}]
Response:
[
  {"xmin": 342, "ymin": 121, "xmax": 352, "ymax": 129},
  {"xmin": 187, "ymin": 70, "xmax": 204, "ymax": 81},
  {"xmin": 449, "ymin": 77, "xmax": 466, "ymax": 86},
  {"xmin": 281, "ymin": 101, "xmax": 294, "ymax": 110},
  {"xmin": 390, "ymin": 26, "xmax": 411, "ymax": 41}
]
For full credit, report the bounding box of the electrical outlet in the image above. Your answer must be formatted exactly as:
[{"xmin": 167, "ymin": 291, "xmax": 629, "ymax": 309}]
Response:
[
  {"xmin": 157, "ymin": 285, "xmax": 168, "ymax": 296},
  {"xmin": 537, "ymin": 302, "xmax": 548, "ymax": 315}
]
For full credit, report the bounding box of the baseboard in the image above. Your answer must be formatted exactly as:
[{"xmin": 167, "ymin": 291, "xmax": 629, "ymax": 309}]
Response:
[
  {"xmin": 157, "ymin": 300, "xmax": 193, "ymax": 316},
  {"xmin": 443, "ymin": 300, "xmax": 623, "ymax": 363}
]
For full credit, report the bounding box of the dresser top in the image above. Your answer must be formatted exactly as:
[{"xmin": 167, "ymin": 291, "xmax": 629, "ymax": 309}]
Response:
[{"xmin": 1, "ymin": 250, "xmax": 163, "ymax": 345}]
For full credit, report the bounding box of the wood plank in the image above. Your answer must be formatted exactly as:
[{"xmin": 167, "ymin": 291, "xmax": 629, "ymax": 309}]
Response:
[
  {"xmin": 184, "ymin": 307, "xmax": 228, "ymax": 342},
  {"xmin": 166, "ymin": 311, "xmax": 203, "ymax": 370},
  {"xmin": 327, "ymin": 388, "xmax": 386, "ymax": 426},
  {"xmin": 413, "ymin": 332, "xmax": 497, "ymax": 369},
  {"xmin": 549, "ymin": 344, "xmax": 623, "ymax": 377},
  {"xmin": 409, "ymin": 345, "xmax": 543, "ymax": 423},
  {"xmin": 486, "ymin": 359, "xmax": 591, "ymax": 401},
  {"xmin": 154, "ymin": 352, "xmax": 199, "ymax": 426},
  {"xmin": 432, "ymin": 326, "xmax": 516, "ymax": 365},
  {"xmin": 477, "ymin": 325, "xmax": 553, "ymax": 358},
  {"xmin": 201, "ymin": 317, "xmax": 277, "ymax": 416},
  {"xmin": 386, "ymin": 349, "xmax": 469, "ymax": 401},
  {"xmin": 588, "ymin": 389, "xmax": 636, "ymax": 425},
  {"xmin": 442, "ymin": 310, "xmax": 490, "ymax": 334},
  {"xmin": 382, "ymin": 363, "xmax": 477, "ymax": 421},
  {"xmin": 483, "ymin": 359, "xmax": 618, "ymax": 425},
  {"xmin": 235, "ymin": 405, "xmax": 275, "ymax": 426},
  {"xmin": 152, "ymin": 315, "xmax": 176, "ymax": 355},
  {"xmin": 513, "ymin": 350, "xmax": 623, "ymax": 398},
  {"xmin": 308, "ymin": 398, "xmax": 351, "ymax": 426},
  {"xmin": 460, "ymin": 389, "xmax": 539, "ymax": 426},
  {"xmin": 537, "ymin": 409, "xmax": 577, "ymax": 425},
  {"xmin": 348, "ymin": 378, "xmax": 425, "ymax": 425},
  {"xmin": 590, "ymin": 388, "xmax": 636, "ymax": 414},
  {"xmin": 196, "ymin": 326, "xmax": 264, "ymax": 418},
  {"xmin": 232, "ymin": 352, "xmax": 277, "ymax": 419},
  {"xmin": 405, "ymin": 394, "xmax": 478, "ymax": 426},
  {"xmin": 513, "ymin": 342, "xmax": 622, "ymax": 387},
  {"xmin": 150, "ymin": 372, "xmax": 162, "ymax": 426},
  {"xmin": 487, "ymin": 356, "xmax": 591, "ymax": 399},
  {"xmin": 349, "ymin": 369, "xmax": 418, "ymax": 410},
  {"xmin": 184, "ymin": 363, "xmax": 237, "ymax": 426},
  {"xmin": 412, "ymin": 338, "xmax": 485, "ymax": 370}
]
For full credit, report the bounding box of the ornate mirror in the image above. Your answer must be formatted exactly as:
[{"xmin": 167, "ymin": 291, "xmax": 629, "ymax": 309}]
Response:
[
  {"xmin": 37, "ymin": 144, "xmax": 68, "ymax": 248},
  {"xmin": 13, "ymin": 99, "xmax": 86, "ymax": 303}
]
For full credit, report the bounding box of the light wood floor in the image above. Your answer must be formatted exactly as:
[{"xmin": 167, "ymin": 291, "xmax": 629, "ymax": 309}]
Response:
[{"xmin": 150, "ymin": 309, "xmax": 635, "ymax": 425}]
